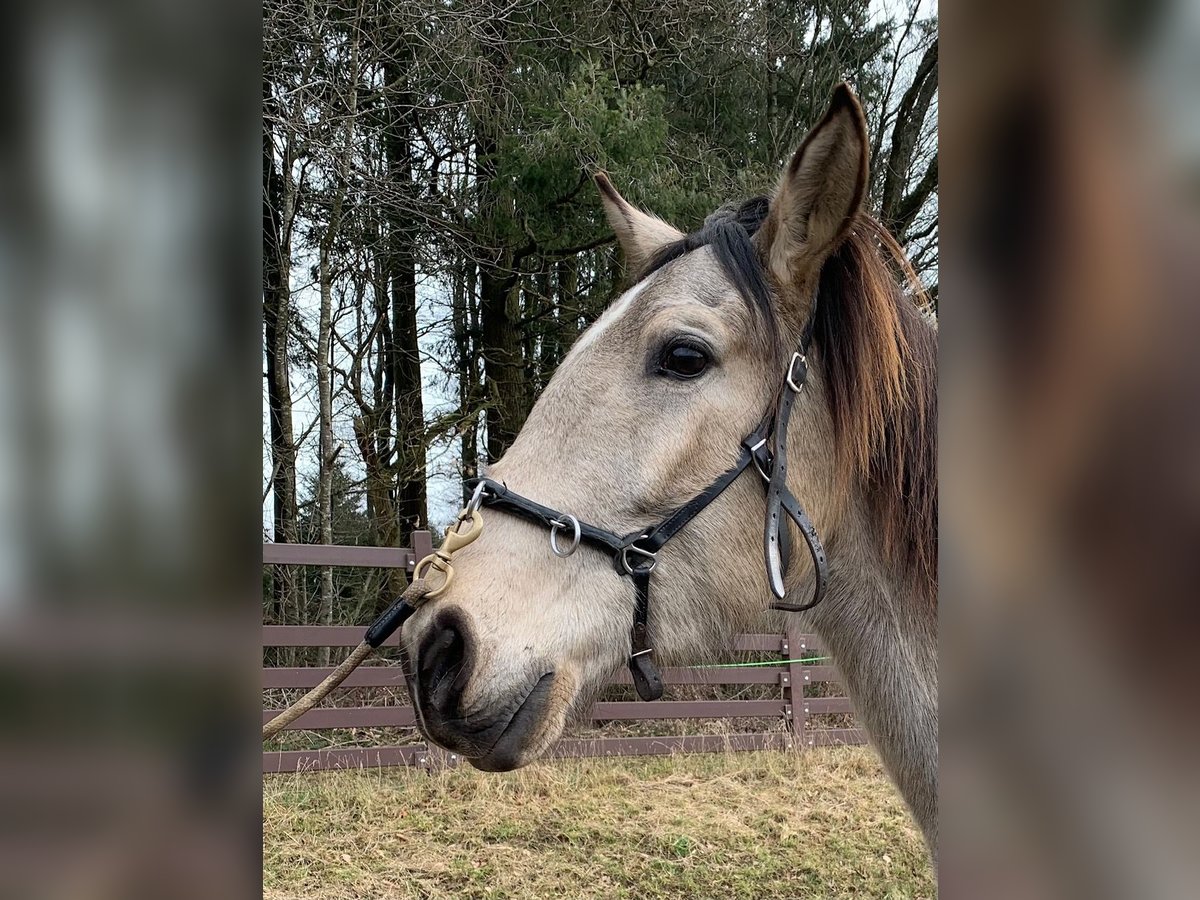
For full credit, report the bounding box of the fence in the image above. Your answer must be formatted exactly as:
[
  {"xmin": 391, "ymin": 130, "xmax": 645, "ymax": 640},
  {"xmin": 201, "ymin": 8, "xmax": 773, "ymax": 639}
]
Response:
[{"xmin": 263, "ymin": 537, "xmax": 866, "ymax": 773}]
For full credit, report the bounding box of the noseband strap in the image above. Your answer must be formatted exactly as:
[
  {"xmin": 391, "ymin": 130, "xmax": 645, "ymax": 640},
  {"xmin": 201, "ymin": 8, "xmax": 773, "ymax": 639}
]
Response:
[{"xmin": 466, "ymin": 331, "xmax": 828, "ymax": 702}]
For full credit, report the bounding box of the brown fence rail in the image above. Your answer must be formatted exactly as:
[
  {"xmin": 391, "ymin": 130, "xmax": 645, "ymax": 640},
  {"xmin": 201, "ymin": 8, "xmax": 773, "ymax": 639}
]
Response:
[{"xmin": 263, "ymin": 538, "xmax": 866, "ymax": 773}]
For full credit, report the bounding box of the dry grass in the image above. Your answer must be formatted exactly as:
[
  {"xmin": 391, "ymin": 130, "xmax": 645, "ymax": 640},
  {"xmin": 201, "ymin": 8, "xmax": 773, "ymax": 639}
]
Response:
[{"xmin": 263, "ymin": 747, "xmax": 934, "ymax": 899}]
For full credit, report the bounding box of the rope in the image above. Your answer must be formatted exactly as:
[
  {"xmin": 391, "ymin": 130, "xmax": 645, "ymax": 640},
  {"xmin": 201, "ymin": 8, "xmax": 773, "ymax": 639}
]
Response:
[
  {"xmin": 262, "ymin": 641, "xmax": 375, "ymax": 740},
  {"xmin": 262, "ymin": 578, "xmax": 431, "ymax": 742}
]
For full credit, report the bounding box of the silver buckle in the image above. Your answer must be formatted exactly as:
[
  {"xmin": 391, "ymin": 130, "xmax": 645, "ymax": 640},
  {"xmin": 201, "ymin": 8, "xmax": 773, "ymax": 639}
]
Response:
[
  {"xmin": 748, "ymin": 437, "xmax": 771, "ymax": 482},
  {"xmin": 549, "ymin": 514, "xmax": 581, "ymax": 558},
  {"xmin": 753, "ymin": 452, "xmax": 772, "ymax": 482},
  {"xmin": 786, "ymin": 352, "xmax": 807, "ymax": 393},
  {"xmin": 620, "ymin": 543, "xmax": 658, "ymax": 575}
]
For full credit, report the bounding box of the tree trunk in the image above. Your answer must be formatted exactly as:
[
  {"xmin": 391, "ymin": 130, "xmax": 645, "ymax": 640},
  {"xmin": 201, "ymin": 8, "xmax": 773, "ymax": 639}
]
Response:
[
  {"xmin": 473, "ymin": 10, "xmax": 526, "ymax": 462},
  {"xmin": 454, "ymin": 257, "xmax": 480, "ymax": 505},
  {"xmin": 357, "ymin": 225, "xmax": 394, "ymax": 549},
  {"xmin": 263, "ymin": 77, "xmax": 299, "ymax": 652},
  {"xmin": 384, "ymin": 56, "xmax": 427, "ymax": 544},
  {"xmin": 315, "ymin": 10, "xmax": 361, "ymax": 665},
  {"xmin": 316, "ymin": 242, "xmax": 336, "ymax": 667},
  {"xmin": 549, "ymin": 256, "xmax": 578, "ymax": 368},
  {"xmin": 480, "ymin": 266, "xmax": 524, "ymax": 460}
]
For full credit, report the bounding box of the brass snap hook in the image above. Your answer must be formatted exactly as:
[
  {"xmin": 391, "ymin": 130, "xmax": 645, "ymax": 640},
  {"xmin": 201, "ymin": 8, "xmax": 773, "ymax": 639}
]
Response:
[
  {"xmin": 444, "ymin": 508, "xmax": 483, "ymax": 553},
  {"xmin": 412, "ymin": 509, "xmax": 484, "ymax": 599}
]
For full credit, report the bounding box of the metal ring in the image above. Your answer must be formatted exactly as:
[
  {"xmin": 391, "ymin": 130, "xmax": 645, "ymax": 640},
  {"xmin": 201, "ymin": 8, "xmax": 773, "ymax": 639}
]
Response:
[
  {"xmin": 620, "ymin": 543, "xmax": 658, "ymax": 576},
  {"xmin": 549, "ymin": 514, "xmax": 581, "ymax": 558},
  {"xmin": 464, "ymin": 480, "xmax": 490, "ymax": 515},
  {"xmin": 412, "ymin": 551, "xmax": 455, "ymax": 598}
]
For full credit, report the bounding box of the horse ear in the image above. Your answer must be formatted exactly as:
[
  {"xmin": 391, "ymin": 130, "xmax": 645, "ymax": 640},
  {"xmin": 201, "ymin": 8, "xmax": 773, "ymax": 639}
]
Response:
[
  {"xmin": 594, "ymin": 172, "xmax": 684, "ymax": 274},
  {"xmin": 761, "ymin": 83, "xmax": 869, "ymax": 298}
]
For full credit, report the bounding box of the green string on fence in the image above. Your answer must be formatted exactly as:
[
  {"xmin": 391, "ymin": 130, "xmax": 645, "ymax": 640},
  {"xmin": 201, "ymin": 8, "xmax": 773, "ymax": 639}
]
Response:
[{"xmin": 687, "ymin": 656, "xmax": 829, "ymax": 669}]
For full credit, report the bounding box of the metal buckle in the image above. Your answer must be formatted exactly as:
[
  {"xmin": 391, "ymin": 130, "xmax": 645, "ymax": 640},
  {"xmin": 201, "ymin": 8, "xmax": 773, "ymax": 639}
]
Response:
[
  {"xmin": 748, "ymin": 437, "xmax": 772, "ymax": 482},
  {"xmin": 785, "ymin": 352, "xmax": 807, "ymax": 393},
  {"xmin": 753, "ymin": 454, "xmax": 772, "ymax": 482},
  {"xmin": 620, "ymin": 542, "xmax": 658, "ymax": 575},
  {"xmin": 549, "ymin": 514, "xmax": 581, "ymax": 558}
]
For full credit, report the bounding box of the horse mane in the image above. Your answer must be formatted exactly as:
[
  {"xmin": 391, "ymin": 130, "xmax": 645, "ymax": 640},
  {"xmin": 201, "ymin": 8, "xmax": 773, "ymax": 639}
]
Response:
[
  {"xmin": 814, "ymin": 215, "xmax": 937, "ymax": 604},
  {"xmin": 637, "ymin": 201, "xmax": 937, "ymax": 604}
]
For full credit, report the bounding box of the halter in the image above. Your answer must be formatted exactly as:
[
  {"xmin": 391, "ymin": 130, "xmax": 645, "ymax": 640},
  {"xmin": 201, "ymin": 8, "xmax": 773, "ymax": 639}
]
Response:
[
  {"xmin": 464, "ymin": 323, "xmax": 828, "ymax": 701},
  {"xmin": 262, "ymin": 321, "xmax": 831, "ymax": 742}
]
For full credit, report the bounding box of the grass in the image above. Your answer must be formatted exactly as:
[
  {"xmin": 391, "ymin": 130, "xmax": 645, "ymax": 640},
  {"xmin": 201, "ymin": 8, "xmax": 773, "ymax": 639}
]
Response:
[{"xmin": 263, "ymin": 747, "xmax": 934, "ymax": 899}]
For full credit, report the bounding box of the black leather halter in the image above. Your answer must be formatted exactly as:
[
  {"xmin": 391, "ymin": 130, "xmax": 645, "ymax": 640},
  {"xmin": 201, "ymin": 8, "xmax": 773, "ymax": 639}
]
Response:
[{"xmin": 468, "ymin": 326, "xmax": 828, "ymax": 702}]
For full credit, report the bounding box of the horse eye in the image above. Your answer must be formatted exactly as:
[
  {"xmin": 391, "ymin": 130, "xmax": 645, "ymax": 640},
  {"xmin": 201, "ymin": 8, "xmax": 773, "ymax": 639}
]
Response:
[{"xmin": 659, "ymin": 343, "xmax": 710, "ymax": 379}]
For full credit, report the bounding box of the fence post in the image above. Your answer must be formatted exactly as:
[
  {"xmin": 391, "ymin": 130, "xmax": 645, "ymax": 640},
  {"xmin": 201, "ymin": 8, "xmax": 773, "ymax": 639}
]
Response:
[
  {"xmin": 409, "ymin": 530, "xmax": 434, "ymax": 575},
  {"xmin": 783, "ymin": 625, "xmax": 807, "ymax": 750}
]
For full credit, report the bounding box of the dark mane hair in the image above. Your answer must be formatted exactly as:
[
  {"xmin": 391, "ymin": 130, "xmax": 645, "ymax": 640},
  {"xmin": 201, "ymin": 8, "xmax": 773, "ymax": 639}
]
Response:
[
  {"xmin": 815, "ymin": 216, "xmax": 937, "ymax": 603},
  {"xmin": 635, "ymin": 201, "xmax": 937, "ymax": 603}
]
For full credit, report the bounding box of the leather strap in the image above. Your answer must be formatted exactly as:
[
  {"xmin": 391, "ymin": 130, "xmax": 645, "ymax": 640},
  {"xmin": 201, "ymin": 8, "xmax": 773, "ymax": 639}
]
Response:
[
  {"xmin": 621, "ymin": 445, "xmax": 754, "ymax": 700},
  {"xmin": 628, "ymin": 570, "xmax": 663, "ymax": 700},
  {"xmin": 745, "ymin": 424, "xmax": 793, "ymax": 582},
  {"xmin": 764, "ymin": 354, "xmax": 804, "ymax": 598},
  {"xmin": 473, "ymin": 479, "xmax": 627, "ymax": 556},
  {"xmin": 770, "ymin": 484, "xmax": 828, "ymax": 612},
  {"xmin": 760, "ymin": 343, "xmax": 828, "ymax": 610},
  {"xmin": 635, "ymin": 446, "xmax": 756, "ymax": 554}
]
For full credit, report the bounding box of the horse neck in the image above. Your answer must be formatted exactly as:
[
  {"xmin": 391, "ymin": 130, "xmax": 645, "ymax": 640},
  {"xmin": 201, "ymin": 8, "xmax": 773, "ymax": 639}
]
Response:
[{"xmin": 804, "ymin": 496, "xmax": 939, "ymax": 857}]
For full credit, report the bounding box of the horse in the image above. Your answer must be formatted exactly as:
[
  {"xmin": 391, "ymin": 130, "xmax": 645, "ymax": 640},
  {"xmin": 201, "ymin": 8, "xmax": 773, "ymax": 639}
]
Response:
[{"xmin": 401, "ymin": 83, "xmax": 938, "ymax": 857}]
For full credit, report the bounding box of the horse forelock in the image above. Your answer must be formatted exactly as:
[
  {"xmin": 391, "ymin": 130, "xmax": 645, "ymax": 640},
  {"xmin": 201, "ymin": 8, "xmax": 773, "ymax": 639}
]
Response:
[{"xmin": 637, "ymin": 196, "xmax": 778, "ymax": 337}]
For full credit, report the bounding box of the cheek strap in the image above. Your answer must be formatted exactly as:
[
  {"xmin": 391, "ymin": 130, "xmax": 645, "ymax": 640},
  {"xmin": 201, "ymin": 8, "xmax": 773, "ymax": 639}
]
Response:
[{"xmin": 759, "ymin": 351, "xmax": 829, "ymax": 611}]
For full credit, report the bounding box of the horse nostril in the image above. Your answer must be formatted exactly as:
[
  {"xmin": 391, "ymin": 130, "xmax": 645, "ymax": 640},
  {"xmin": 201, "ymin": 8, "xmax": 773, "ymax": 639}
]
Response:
[{"xmin": 417, "ymin": 608, "xmax": 472, "ymax": 715}]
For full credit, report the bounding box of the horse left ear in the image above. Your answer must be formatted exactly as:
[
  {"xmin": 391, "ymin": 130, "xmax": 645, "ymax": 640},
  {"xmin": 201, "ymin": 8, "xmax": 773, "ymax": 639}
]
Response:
[
  {"xmin": 594, "ymin": 171, "xmax": 685, "ymax": 275},
  {"xmin": 760, "ymin": 83, "xmax": 869, "ymax": 298}
]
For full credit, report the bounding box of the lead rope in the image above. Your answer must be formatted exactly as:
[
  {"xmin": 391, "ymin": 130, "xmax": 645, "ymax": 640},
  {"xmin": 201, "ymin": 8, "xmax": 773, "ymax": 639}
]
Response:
[{"xmin": 261, "ymin": 510, "xmax": 484, "ymax": 742}]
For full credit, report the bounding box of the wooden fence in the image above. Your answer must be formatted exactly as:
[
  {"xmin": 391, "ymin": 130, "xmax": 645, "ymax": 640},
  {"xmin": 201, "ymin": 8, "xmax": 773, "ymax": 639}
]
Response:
[{"xmin": 263, "ymin": 537, "xmax": 866, "ymax": 773}]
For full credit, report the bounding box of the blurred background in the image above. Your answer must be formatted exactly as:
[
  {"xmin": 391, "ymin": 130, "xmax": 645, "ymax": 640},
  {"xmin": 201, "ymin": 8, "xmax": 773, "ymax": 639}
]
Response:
[
  {"xmin": 941, "ymin": 0, "xmax": 1200, "ymax": 897},
  {"xmin": 0, "ymin": 0, "xmax": 1197, "ymax": 896},
  {"xmin": 0, "ymin": 0, "xmax": 259, "ymax": 897}
]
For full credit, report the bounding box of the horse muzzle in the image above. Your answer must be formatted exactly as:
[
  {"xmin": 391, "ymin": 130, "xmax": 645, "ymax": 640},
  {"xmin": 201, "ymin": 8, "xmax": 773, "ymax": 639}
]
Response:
[{"xmin": 405, "ymin": 605, "xmax": 556, "ymax": 770}]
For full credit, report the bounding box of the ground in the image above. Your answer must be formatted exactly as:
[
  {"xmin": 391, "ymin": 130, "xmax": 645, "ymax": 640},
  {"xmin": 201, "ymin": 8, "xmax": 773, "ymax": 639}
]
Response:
[{"xmin": 263, "ymin": 746, "xmax": 935, "ymax": 899}]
